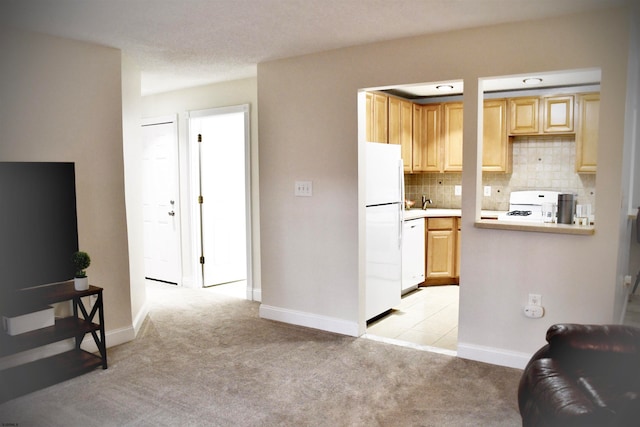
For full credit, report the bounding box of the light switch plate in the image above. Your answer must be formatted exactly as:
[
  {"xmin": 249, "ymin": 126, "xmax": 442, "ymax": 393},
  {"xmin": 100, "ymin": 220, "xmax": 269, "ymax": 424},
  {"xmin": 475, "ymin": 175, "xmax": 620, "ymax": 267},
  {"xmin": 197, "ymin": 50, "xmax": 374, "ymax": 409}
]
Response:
[{"xmin": 294, "ymin": 181, "xmax": 313, "ymax": 197}]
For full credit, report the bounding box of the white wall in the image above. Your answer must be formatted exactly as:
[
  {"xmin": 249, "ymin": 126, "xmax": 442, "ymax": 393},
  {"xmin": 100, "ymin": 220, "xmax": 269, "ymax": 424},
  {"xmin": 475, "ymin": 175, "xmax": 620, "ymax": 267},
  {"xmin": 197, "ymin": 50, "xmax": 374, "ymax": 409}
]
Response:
[
  {"xmin": 257, "ymin": 7, "xmax": 634, "ymax": 367},
  {"xmin": 140, "ymin": 78, "xmax": 261, "ymax": 299},
  {"xmin": 121, "ymin": 54, "xmax": 148, "ymax": 337},
  {"xmin": 0, "ymin": 28, "xmax": 133, "ymax": 342},
  {"xmin": 623, "ymin": 3, "xmax": 640, "ymax": 310}
]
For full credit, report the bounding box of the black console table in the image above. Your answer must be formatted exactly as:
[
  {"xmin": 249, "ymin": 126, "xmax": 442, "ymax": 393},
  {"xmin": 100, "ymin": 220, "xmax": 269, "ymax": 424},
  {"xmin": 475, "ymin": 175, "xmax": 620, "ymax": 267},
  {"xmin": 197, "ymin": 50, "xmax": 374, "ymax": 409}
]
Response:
[{"xmin": 0, "ymin": 282, "xmax": 107, "ymax": 402}]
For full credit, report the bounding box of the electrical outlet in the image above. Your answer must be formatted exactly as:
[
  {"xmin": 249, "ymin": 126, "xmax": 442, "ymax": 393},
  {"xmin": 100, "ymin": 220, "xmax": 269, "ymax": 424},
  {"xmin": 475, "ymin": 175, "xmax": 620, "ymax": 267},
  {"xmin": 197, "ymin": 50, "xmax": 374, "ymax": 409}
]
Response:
[
  {"xmin": 528, "ymin": 293, "xmax": 542, "ymax": 306},
  {"xmin": 524, "ymin": 305, "xmax": 544, "ymax": 318},
  {"xmin": 454, "ymin": 185, "xmax": 462, "ymax": 196},
  {"xmin": 483, "ymin": 186, "xmax": 491, "ymax": 197}
]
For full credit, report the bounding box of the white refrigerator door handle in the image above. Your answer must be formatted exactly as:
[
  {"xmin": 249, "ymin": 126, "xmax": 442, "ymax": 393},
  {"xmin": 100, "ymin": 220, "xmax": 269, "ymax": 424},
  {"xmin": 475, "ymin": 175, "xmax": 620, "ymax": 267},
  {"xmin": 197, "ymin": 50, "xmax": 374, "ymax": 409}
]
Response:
[{"xmin": 398, "ymin": 159, "xmax": 404, "ymax": 249}]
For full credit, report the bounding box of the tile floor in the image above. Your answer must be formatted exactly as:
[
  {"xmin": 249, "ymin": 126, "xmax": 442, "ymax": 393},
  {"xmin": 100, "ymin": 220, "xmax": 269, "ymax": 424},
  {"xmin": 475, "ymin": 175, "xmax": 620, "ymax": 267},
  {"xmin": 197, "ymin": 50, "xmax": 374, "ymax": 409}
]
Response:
[{"xmin": 366, "ymin": 285, "xmax": 459, "ymax": 352}]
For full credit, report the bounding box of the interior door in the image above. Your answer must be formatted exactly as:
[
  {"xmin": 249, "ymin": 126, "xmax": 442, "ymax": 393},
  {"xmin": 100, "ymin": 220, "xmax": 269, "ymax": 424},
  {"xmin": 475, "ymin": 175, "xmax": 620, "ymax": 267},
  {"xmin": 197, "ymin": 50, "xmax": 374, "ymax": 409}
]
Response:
[
  {"xmin": 190, "ymin": 107, "xmax": 248, "ymax": 287},
  {"xmin": 142, "ymin": 117, "xmax": 181, "ymax": 284}
]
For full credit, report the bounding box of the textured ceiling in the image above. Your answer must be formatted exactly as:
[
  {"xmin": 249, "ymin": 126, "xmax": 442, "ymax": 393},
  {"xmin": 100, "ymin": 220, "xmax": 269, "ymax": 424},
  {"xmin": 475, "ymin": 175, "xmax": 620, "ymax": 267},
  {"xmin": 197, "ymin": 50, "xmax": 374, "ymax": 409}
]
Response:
[{"xmin": 0, "ymin": 0, "xmax": 626, "ymax": 94}]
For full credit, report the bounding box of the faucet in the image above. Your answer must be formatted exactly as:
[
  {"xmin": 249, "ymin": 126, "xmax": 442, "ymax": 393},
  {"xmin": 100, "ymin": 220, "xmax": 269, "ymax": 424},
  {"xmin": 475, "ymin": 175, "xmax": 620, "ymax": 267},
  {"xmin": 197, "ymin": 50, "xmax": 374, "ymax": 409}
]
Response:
[{"xmin": 422, "ymin": 195, "xmax": 433, "ymax": 210}]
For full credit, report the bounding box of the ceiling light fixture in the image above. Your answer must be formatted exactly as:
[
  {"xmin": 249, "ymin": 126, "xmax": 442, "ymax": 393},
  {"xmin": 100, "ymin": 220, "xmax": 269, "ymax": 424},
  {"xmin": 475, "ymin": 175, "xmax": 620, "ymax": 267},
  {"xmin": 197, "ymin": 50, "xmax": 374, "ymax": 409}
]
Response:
[
  {"xmin": 436, "ymin": 84, "xmax": 455, "ymax": 91},
  {"xmin": 523, "ymin": 77, "xmax": 543, "ymax": 85}
]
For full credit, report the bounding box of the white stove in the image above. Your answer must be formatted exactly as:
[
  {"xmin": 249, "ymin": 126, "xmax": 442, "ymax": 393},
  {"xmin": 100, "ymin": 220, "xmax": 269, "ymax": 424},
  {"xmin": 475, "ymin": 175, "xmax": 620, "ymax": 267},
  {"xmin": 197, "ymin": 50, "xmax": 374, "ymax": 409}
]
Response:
[{"xmin": 497, "ymin": 191, "xmax": 561, "ymax": 223}]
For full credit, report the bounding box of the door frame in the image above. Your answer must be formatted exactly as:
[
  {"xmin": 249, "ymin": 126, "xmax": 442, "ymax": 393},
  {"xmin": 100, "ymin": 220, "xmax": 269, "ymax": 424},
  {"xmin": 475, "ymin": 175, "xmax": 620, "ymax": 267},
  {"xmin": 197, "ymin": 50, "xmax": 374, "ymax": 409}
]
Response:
[
  {"xmin": 187, "ymin": 104, "xmax": 253, "ymax": 298},
  {"xmin": 141, "ymin": 114, "xmax": 183, "ymax": 285}
]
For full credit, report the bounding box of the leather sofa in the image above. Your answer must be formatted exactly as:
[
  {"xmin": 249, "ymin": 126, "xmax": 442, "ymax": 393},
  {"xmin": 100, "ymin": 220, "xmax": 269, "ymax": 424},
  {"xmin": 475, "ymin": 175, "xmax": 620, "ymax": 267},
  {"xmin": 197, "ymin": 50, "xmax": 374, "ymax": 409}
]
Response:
[{"xmin": 518, "ymin": 323, "xmax": 640, "ymax": 426}]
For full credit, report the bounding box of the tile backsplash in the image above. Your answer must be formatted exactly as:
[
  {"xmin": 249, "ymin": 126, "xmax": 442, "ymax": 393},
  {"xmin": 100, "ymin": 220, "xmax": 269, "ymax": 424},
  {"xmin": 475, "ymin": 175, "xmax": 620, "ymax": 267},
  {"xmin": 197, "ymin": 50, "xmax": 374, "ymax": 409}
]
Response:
[{"xmin": 404, "ymin": 135, "xmax": 596, "ymax": 213}]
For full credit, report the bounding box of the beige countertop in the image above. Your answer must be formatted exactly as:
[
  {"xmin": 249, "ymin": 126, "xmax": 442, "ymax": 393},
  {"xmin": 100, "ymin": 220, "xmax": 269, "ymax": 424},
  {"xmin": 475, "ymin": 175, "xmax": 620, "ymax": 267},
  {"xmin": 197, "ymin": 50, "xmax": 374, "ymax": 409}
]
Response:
[
  {"xmin": 403, "ymin": 208, "xmax": 501, "ymax": 221},
  {"xmin": 474, "ymin": 219, "xmax": 595, "ymax": 235},
  {"xmin": 403, "ymin": 208, "xmax": 596, "ymax": 235}
]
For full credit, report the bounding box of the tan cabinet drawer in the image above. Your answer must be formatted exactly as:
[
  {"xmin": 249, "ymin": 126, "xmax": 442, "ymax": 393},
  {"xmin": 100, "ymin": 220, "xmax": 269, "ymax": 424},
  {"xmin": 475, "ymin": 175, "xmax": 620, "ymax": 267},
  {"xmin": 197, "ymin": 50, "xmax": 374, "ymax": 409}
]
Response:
[{"xmin": 427, "ymin": 217, "xmax": 455, "ymax": 230}]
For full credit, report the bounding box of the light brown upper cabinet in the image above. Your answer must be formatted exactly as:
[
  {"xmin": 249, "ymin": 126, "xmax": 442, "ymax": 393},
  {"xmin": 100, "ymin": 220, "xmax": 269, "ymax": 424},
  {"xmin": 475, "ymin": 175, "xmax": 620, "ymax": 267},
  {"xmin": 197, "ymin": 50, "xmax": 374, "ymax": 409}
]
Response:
[
  {"xmin": 483, "ymin": 99, "xmax": 510, "ymax": 173},
  {"xmin": 509, "ymin": 97, "xmax": 540, "ymax": 134},
  {"xmin": 365, "ymin": 92, "xmax": 388, "ymax": 143},
  {"xmin": 388, "ymin": 96, "xmax": 413, "ymax": 171},
  {"xmin": 509, "ymin": 95, "xmax": 575, "ymax": 135},
  {"xmin": 542, "ymin": 95, "xmax": 574, "ymax": 133},
  {"xmin": 575, "ymin": 93, "xmax": 600, "ymax": 173},
  {"xmin": 443, "ymin": 102, "xmax": 464, "ymax": 172},
  {"xmin": 412, "ymin": 104, "xmax": 442, "ymax": 173},
  {"xmin": 413, "ymin": 100, "xmax": 509, "ymax": 173}
]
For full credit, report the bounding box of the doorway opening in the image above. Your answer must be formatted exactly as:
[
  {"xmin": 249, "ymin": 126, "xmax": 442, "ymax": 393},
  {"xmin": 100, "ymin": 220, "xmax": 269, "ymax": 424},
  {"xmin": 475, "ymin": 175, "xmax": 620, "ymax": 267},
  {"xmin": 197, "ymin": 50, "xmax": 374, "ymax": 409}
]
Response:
[
  {"xmin": 359, "ymin": 83, "xmax": 462, "ymax": 353},
  {"xmin": 188, "ymin": 105, "xmax": 252, "ymax": 298}
]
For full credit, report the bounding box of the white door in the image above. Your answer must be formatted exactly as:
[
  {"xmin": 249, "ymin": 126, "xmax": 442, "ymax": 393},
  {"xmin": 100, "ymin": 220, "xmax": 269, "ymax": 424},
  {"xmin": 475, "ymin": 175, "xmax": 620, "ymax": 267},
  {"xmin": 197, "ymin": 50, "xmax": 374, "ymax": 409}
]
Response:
[
  {"xmin": 142, "ymin": 117, "xmax": 181, "ymax": 284},
  {"xmin": 190, "ymin": 107, "xmax": 249, "ymax": 287}
]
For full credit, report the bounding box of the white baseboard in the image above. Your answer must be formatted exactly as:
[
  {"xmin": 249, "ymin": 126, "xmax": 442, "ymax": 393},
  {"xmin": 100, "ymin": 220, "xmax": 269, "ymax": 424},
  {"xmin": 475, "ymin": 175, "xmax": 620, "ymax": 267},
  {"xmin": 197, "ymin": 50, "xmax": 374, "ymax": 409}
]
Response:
[
  {"xmin": 251, "ymin": 288, "xmax": 262, "ymax": 302},
  {"xmin": 1, "ymin": 322, "xmax": 138, "ymax": 370},
  {"xmin": 132, "ymin": 301, "xmax": 150, "ymax": 336},
  {"xmin": 0, "ymin": 340, "xmax": 74, "ymax": 370},
  {"xmin": 457, "ymin": 342, "xmax": 531, "ymax": 369},
  {"xmin": 81, "ymin": 323, "xmax": 136, "ymax": 353},
  {"xmin": 181, "ymin": 275, "xmax": 197, "ymax": 289},
  {"xmin": 259, "ymin": 304, "xmax": 358, "ymax": 337}
]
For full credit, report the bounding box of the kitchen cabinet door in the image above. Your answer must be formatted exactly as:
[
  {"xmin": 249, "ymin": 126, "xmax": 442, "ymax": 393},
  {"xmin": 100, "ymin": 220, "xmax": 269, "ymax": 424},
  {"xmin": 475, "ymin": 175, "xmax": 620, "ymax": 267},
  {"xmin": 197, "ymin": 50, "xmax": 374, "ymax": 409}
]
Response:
[
  {"xmin": 509, "ymin": 97, "xmax": 539, "ymax": 134},
  {"xmin": 425, "ymin": 217, "xmax": 457, "ymax": 285},
  {"xmin": 543, "ymin": 95, "xmax": 574, "ymax": 133},
  {"xmin": 427, "ymin": 230, "xmax": 455, "ymax": 280},
  {"xmin": 389, "ymin": 97, "xmax": 413, "ymax": 171},
  {"xmin": 365, "ymin": 92, "xmax": 388, "ymax": 143},
  {"xmin": 412, "ymin": 104, "xmax": 442, "ymax": 172},
  {"xmin": 443, "ymin": 102, "xmax": 463, "ymax": 172},
  {"xmin": 575, "ymin": 93, "xmax": 599, "ymax": 173},
  {"xmin": 482, "ymin": 99, "xmax": 510, "ymax": 172}
]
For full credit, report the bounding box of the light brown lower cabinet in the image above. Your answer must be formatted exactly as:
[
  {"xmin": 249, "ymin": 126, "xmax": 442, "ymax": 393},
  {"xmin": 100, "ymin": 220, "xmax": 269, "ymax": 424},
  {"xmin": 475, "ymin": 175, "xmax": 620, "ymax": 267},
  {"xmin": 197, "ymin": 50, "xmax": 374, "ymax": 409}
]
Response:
[{"xmin": 425, "ymin": 217, "xmax": 460, "ymax": 286}]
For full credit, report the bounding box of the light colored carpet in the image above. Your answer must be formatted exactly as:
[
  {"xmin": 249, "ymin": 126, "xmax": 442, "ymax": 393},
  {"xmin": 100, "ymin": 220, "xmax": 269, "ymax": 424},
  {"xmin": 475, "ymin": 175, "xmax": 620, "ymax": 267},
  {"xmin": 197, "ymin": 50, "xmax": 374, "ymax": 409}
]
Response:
[{"xmin": 0, "ymin": 282, "xmax": 523, "ymax": 426}]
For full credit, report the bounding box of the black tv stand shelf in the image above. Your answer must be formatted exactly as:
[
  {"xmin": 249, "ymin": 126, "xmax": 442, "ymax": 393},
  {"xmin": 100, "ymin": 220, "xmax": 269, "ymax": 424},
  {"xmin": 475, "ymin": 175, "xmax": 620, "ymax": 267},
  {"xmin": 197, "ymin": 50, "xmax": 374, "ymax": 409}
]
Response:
[{"xmin": 0, "ymin": 282, "xmax": 107, "ymax": 403}]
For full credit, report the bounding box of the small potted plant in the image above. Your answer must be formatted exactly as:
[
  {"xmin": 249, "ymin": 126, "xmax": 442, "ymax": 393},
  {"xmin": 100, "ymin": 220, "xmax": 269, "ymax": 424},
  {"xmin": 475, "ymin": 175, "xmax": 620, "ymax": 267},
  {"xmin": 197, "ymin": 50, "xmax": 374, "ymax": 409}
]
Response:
[{"xmin": 71, "ymin": 251, "xmax": 91, "ymax": 291}]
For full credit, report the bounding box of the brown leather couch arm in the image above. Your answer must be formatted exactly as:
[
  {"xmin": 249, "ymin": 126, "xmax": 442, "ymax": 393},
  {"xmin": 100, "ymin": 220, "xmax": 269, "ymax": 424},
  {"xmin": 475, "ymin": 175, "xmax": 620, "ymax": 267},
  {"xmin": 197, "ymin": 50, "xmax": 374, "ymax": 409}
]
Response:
[
  {"xmin": 518, "ymin": 324, "xmax": 640, "ymax": 427},
  {"xmin": 546, "ymin": 324, "xmax": 640, "ymax": 354}
]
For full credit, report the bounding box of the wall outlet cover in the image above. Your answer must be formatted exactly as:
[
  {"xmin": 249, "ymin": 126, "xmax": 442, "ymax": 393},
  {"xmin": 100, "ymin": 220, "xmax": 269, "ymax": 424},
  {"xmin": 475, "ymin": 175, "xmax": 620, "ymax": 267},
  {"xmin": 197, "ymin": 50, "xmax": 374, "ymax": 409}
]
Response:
[{"xmin": 294, "ymin": 181, "xmax": 313, "ymax": 197}]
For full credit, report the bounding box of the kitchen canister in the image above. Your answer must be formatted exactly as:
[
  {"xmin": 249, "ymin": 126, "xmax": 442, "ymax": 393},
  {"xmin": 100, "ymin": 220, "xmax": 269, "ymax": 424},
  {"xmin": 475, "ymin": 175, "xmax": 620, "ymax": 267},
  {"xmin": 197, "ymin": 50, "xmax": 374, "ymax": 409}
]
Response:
[
  {"xmin": 542, "ymin": 202, "xmax": 556, "ymax": 223},
  {"xmin": 557, "ymin": 193, "xmax": 574, "ymax": 224}
]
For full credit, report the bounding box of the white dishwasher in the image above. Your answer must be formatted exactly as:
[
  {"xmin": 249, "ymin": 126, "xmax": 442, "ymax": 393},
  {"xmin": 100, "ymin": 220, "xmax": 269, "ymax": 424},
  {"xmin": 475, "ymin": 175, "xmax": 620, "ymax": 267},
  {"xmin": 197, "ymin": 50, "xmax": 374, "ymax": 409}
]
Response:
[{"xmin": 402, "ymin": 217, "xmax": 425, "ymax": 294}]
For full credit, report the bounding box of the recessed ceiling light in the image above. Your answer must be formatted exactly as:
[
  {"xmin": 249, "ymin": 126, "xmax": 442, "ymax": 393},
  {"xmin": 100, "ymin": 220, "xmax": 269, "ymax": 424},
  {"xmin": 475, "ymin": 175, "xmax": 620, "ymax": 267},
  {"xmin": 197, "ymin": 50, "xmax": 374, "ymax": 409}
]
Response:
[
  {"xmin": 523, "ymin": 78, "xmax": 543, "ymax": 85},
  {"xmin": 436, "ymin": 84, "xmax": 455, "ymax": 91}
]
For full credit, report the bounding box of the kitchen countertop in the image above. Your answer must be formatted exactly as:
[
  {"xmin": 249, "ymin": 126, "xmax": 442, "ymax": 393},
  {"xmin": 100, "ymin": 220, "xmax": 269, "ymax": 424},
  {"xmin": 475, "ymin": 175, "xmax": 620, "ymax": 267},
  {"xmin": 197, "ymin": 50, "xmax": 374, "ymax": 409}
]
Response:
[
  {"xmin": 404, "ymin": 209, "xmax": 595, "ymax": 235},
  {"xmin": 403, "ymin": 208, "xmax": 501, "ymax": 221},
  {"xmin": 474, "ymin": 219, "xmax": 595, "ymax": 235}
]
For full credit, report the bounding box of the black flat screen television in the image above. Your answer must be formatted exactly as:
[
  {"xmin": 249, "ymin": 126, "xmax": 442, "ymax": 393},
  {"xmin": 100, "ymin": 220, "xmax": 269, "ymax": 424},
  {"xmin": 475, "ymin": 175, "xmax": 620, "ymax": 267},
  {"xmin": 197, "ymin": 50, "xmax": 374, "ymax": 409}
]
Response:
[{"xmin": 0, "ymin": 162, "xmax": 79, "ymax": 299}]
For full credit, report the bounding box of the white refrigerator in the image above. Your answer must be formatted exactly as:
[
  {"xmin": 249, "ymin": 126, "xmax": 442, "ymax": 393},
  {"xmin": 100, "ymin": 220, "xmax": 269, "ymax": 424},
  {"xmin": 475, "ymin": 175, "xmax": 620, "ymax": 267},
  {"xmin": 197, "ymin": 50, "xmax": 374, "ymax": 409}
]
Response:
[{"xmin": 365, "ymin": 142, "xmax": 403, "ymax": 320}]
